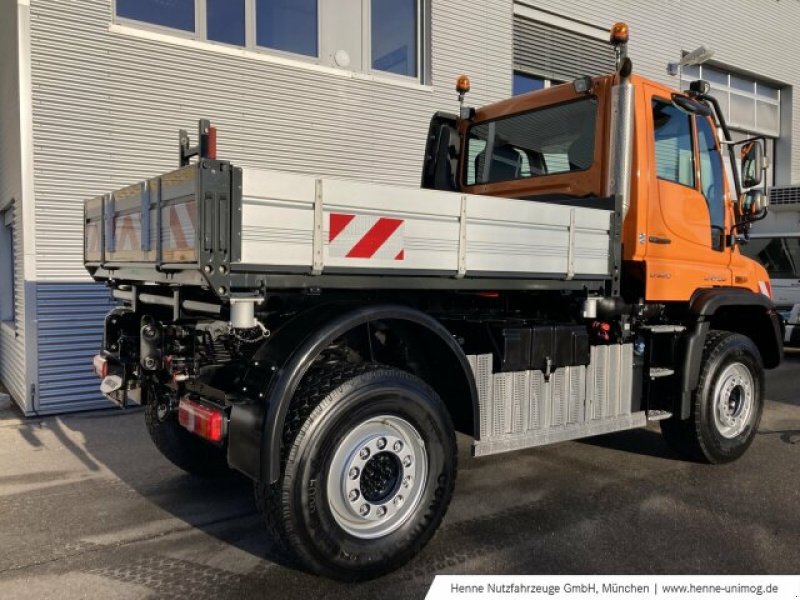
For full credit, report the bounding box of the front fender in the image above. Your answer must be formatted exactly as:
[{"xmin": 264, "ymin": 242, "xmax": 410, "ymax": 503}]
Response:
[{"xmin": 677, "ymin": 287, "xmax": 782, "ymax": 419}]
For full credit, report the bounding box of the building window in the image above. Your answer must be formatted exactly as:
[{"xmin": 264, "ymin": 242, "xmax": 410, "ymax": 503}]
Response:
[
  {"xmin": 682, "ymin": 65, "xmax": 780, "ymax": 136},
  {"xmin": 116, "ymin": 0, "xmax": 196, "ymax": 32},
  {"xmin": 512, "ymin": 71, "xmax": 564, "ymax": 96},
  {"xmin": 0, "ymin": 207, "xmax": 15, "ymax": 324},
  {"xmin": 115, "ymin": 0, "xmax": 427, "ymax": 81},
  {"xmin": 513, "ymin": 72, "xmax": 544, "ymax": 95},
  {"xmin": 371, "ymin": 0, "xmax": 418, "ymax": 77},
  {"xmin": 256, "ymin": 0, "xmax": 318, "ymax": 58},
  {"xmin": 682, "ymin": 65, "xmax": 781, "ymax": 184},
  {"xmin": 207, "ymin": 0, "xmax": 245, "ymax": 46}
]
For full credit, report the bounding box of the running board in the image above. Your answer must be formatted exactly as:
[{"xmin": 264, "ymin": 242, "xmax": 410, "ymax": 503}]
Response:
[{"xmin": 473, "ymin": 411, "xmax": 647, "ymax": 457}]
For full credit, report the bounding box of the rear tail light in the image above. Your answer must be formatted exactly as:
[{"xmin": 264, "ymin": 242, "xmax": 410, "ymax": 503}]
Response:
[
  {"xmin": 93, "ymin": 354, "xmax": 108, "ymax": 379},
  {"xmin": 178, "ymin": 397, "xmax": 225, "ymax": 443},
  {"xmin": 758, "ymin": 280, "xmax": 773, "ymax": 300}
]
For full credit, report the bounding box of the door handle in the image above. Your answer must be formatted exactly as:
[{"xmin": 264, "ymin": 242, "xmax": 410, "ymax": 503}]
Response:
[{"xmin": 648, "ymin": 236, "xmax": 672, "ymax": 245}]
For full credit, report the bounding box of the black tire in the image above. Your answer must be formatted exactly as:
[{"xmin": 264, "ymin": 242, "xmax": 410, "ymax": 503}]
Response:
[
  {"xmin": 144, "ymin": 385, "xmax": 230, "ymax": 478},
  {"xmin": 254, "ymin": 363, "xmax": 457, "ymax": 581},
  {"xmin": 660, "ymin": 330, "xmax": 764, "ymax": 464}
]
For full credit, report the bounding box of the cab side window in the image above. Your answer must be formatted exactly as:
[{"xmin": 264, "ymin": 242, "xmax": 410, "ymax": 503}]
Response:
[
  {"xmin": 696, "ymin": 116, "xmax": 726, "ymax": 250},
  {"xmin": 652, "ymin": 99, "xmax": 695, "ymax": 188}
]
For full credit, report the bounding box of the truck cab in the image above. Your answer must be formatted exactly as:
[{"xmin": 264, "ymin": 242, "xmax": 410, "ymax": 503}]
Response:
[{"xmin": 424, "ymin": 74, "xmax": 773, "ymax": 305}]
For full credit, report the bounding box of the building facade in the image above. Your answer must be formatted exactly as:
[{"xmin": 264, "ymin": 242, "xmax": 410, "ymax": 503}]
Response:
[{"xmin": 1, "ymin": 0, "xmax": 799, "ymax": 415}]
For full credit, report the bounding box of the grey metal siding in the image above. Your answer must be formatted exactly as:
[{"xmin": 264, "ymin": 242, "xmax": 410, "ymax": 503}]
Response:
[
  {"xmin": 513, "ymin": 0, "xmax": 800, "ymax": 183},
  {"xmin": 26, "ymin": 0, "xmax": 513, "ymax": 411},
  {"xmin": 0, "ymin": 0, "xmax": 27, "ymax": 408}
]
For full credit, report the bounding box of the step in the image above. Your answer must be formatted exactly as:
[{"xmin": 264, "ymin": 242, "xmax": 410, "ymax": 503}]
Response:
[
  {"xmin": 646, "ymin": 410, "xmax": 673, "ymax": 421},
  {"xmin": 649, "ymin": 367, "xmax": 675, "ymax": 379},
  {"xmin": 640, "ymin": 324, "xmax": 687, "ymax": 333}
]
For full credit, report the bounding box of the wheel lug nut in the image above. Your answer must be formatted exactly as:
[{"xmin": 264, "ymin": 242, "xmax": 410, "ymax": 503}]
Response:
[
  {"xmin": 359, "ymin": 447, "xmax": 370, "ymax": 460},
  {"xmin": 349, "ymin": 467, "xmax": 359, "ymax": 480},
  {"xmin": 376, "ymin": 437, "xmax": 386, "ymax": 450},
  {"xmin": 403, "ymin": 455, "xmax": 413, "ymax": 468},
  {"xmin": 359, "ymin": 504, "xmax": 370, "ymax": 516},
  {"xmin": 376, "ymin": 506, "xmax": 387, "ymax": 517},
  {"xmin": 393, "ymin": 441, "xmax": 403, "ymax": 452},
  {"xmin": 394, "ymin": 495, "xmax": 404, "ymax": 507},
  {"xmin": 349, "ymin": 489, "xmax": 360, "ymax": 502},
  {"xmin": 403, "ymin": 475, "xmax": 412, "ymax": 488}
]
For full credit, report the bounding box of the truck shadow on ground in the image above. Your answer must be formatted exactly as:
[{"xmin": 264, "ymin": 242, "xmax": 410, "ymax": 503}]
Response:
[
  {"xmin": 576, "ymin": 426, "xmax": 677, "ymax": 459},
  {"xmin": 50, "ymin": 408, "xmax": 687, "ymax": 593},
  {"xmin": 51, "ymin": 408, "xmax": 307, "ymax": 574}
]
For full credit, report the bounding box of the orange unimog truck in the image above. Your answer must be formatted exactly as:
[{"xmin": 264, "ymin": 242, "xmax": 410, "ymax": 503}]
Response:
[{"xmin": 85, "ymin": 24, "xmax": 781, "ymax": 580}]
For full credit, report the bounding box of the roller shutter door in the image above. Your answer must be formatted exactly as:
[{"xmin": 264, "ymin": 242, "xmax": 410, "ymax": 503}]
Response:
[{"xmin": 514, "ymin": 17, "xmax": 615, "ymax": 82}]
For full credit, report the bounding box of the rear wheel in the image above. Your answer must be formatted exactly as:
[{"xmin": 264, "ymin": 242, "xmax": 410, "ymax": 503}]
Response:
[
  {"xmin": 144, "ymin": 383, "xmax": 230, "ymax": 477},
  {"xmin": 255, "ymin": 363, "xmax": 457, "ymax": 581},
  {"xmin": 660, "ymin": 331, "xmax": 764, "ymax": 464}
]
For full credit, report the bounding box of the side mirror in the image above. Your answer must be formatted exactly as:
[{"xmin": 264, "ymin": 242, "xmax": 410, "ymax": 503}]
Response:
[
  {"xmin": 743, "ymin": 189, "xmax": 769, "ymax": 214},
  {"xmin": 740, "ymin": 141, "xmax": 764, "ymax": 188}
]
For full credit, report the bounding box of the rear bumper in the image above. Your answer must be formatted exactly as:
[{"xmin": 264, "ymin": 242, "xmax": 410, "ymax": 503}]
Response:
[{"xmin": 93, "ymin": 352, "xmax": 141, "ymax": 408}]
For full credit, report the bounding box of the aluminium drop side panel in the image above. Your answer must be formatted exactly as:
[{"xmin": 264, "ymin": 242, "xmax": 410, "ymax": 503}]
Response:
[
  {"xmin": 240, "ymin": 169, "xmax": 317, "ymax": 269},
  {"xmin": 464, "ymin": 195, "xmax": 611, "ymax": 277},
  {"xmin": 238, "ymin": 168, "xmax": 612, "ymax": 279},
  {"xmin": 321, "ymin": 178, "xmax": 460, "ymax": 273}
]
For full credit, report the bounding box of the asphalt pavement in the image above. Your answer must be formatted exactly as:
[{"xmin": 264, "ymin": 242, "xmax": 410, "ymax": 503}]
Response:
[{"xmin": 0, "ymin": 355, "xmax": 798, "ymax": 599}]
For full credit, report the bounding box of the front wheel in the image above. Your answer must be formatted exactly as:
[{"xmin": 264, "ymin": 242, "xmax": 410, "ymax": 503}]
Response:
[
  {"xmin": 255, "ymin": 363, "xmax": 457, "ymax": 581},
  {"xmin": 661, "ymin": 331, "xmax": 764, "ymax": 464}
]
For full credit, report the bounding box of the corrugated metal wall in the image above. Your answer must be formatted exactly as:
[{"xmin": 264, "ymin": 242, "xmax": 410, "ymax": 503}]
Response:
[
  {"xmin": 514, "ymin": 0, "xmax": 800, "ymax": 184},
  {"xmin": 0, "ymin": 0, "xmax": 27, "ymax": 408},
  {"xmin": 25, "ymin": 0, "xmax": 513, "ymax": 412},
  {"xmin": 34, "ymin": 283, "xmax": 115, "ymax": 413}
]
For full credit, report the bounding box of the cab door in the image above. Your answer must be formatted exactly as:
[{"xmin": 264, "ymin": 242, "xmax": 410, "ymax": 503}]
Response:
[{"xmin": 644, "ymin": 90, "xmax": 731, "ymax": 301}]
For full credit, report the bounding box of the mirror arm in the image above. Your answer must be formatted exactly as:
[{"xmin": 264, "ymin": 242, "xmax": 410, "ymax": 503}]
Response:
[
  {"xmin": 728, "ymin": 208, "xmax": 769, "ymax": 246},
  {"xmin": 695, "ymin": 93, "xmax": 742, "ymax": 198}
]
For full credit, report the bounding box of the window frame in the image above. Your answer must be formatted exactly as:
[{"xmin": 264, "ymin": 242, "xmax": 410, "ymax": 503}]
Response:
[
  {"xmin": 0, "ymin": 206, "xmax": 15, "ymax": 325},
  {"xmin": 652, "ymin": 96, "xmax": 698, "ymax": 191},
  {"xmin": 112, "ymin": 0, "xmax": 428, "ymax": 82},
  {"xmin": 694, "ymin": 114, "xmax": 727, "ymax": 252}
]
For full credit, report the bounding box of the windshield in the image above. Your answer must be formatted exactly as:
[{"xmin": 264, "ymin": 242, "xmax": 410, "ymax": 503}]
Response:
[
  {"xmin": 464, "ymin": 97, "xmax": 598, "ymax": 186},
  {"xmin": 741, "ymin": 237, "xmax": 800, "ymax": 279}
]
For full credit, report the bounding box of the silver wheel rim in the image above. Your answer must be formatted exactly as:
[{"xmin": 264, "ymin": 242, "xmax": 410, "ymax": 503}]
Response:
[
  {"xmin": 327, "ymin": 415, "xmax": 427, "ymax": 540},
  {"xmin": 712, "ymin": 362, "xmax": 754, "ymax": 439}
]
